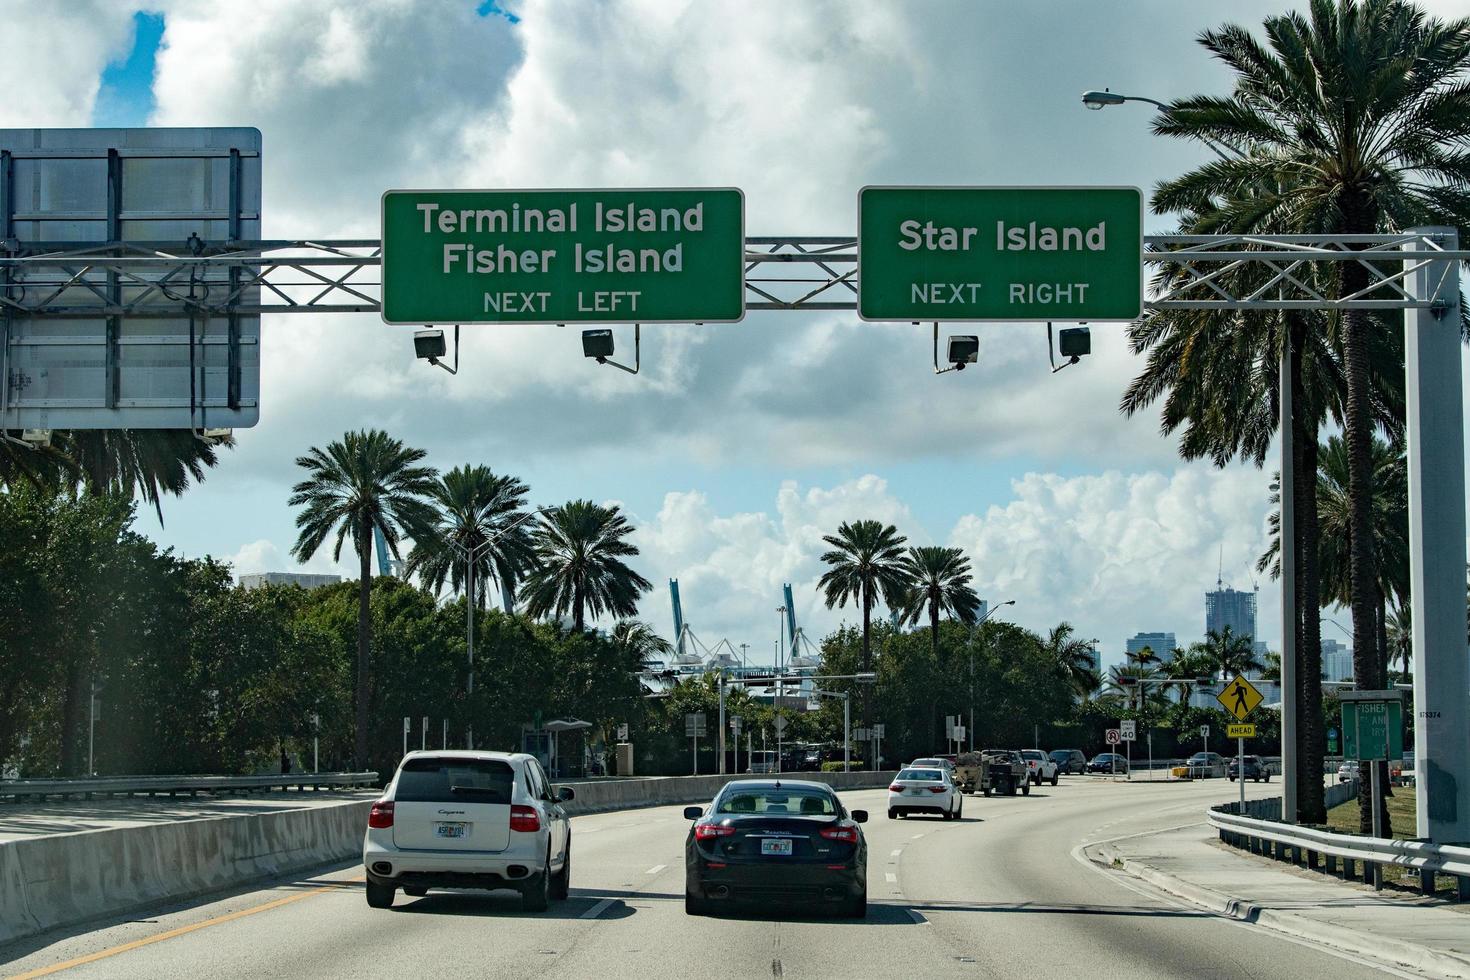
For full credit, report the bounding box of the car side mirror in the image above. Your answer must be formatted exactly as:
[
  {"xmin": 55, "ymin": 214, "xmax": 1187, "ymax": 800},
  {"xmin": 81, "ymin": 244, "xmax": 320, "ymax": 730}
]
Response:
[
  {"xmin": 683, "ymin": 806, "xmax": 703, "ymax": 820},
  {"xmin": 851, "ymin": 809, "xmax": 868, "ymax": 823},
  {"xmin": 557, "ymin": 786, "xmax": 575, "ymax": 802}
]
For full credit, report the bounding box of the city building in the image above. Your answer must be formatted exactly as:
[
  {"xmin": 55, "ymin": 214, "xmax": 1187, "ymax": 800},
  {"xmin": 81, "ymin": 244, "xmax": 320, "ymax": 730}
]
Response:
[
  {"xmin": 1126, "ymin": 632, "xmax": 1176, "ymax": 661},
  {"xmin": 1206, "ymin": 582, "xmax": 1258, "ymax": 644},
  {"xmin": 1321, "ymin": 638, "xmax": 1353, "ymax": 682},
  {"xmin": 238, "ymin": 572, "xmax": 342, "ymax": 590}
]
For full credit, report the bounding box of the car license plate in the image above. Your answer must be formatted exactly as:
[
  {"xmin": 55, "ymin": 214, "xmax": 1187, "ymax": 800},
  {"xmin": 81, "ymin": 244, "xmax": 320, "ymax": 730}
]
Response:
[
  {"xmin": 435, "ymin": 822, "xmax": 468, "ymax": 839},
  {"xmin": 760, "ymin": 838, "xmax": 793, "ymax": 856}
]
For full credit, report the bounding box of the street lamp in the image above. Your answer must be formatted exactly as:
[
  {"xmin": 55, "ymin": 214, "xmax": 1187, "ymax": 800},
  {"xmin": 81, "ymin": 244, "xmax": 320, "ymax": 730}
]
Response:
[
  {"xmin": 1080, "ymin": 88, "xmax": 1239, "ymax": 162},
  {"xmin": 968, "ymin": 599, "xmax": 1016, "ymax": 752},
  {"xmin": 442, "ymin": 504, "xmax": 552, "ymax": 749}
]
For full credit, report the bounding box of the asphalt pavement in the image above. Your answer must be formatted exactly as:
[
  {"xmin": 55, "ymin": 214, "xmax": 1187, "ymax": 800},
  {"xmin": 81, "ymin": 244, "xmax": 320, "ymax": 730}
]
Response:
[{"xmin": 0, "ymin": 776, "xmax": 1429, "ymax": 979}]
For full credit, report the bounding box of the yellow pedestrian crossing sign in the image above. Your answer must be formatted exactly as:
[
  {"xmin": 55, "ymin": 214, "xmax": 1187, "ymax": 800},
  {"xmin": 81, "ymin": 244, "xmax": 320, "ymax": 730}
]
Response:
[{"xmin": 1218, "ymin": 675, "xmax": 1263, "ymax": 721}]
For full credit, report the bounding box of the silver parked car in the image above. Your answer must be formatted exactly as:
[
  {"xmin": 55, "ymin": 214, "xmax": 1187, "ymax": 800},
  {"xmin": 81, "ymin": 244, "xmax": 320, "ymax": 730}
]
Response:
[{"xmin": 363, "ymin": 751, "xmax": 574, "ymax": 911}]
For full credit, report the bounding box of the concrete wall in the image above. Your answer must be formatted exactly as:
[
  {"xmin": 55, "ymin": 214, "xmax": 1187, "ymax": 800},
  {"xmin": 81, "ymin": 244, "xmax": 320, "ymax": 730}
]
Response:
[{"xmin": 0, "ymin": 771, "xmax": 896, "ymax": 946}]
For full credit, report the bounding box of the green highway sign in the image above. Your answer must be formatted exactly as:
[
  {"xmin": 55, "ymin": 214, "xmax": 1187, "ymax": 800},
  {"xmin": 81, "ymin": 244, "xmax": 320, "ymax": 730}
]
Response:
[
  {"xmin": 381, "ymin": 188, "xmax": 745, "ymax": 324},
  {"xmin": 857, "ymin": 186, "xmax": 1143, "ymax": 322},
  {"xmin": 1341, "ymin": 690, "xmax": 1404, "ymax": 762}
]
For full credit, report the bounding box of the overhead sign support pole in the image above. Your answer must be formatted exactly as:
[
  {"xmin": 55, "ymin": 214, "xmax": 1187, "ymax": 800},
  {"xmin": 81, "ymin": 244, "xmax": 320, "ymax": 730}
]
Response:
[{"xmin": 1404, "ymin": 228, "xmax": 1470, "ymax": 845}]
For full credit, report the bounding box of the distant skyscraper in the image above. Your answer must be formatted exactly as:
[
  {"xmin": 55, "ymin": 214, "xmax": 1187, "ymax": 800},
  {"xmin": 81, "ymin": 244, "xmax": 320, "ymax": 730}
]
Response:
[
  {"xmin": 975, "ymin": 599, "xmax": 989, "ymax": 624},
  {"xmin": 1321, "ymin": 638, "xmax": 1353, "ymax": 682},
  {"xmin": 1206, "ymin": 583, "xmax": 1258, "ymax": 644},
  {"xmin": 1126, "ymin": 632, "xmax": 1176, "ymax": 660}
]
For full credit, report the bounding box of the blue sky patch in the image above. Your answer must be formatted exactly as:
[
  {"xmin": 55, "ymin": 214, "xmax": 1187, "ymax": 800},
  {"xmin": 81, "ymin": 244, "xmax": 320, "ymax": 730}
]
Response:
[
  {"xmin": 477, "ymin": 1, "xmax": 521, "ymax": 24},
  {"xmin": 92, "ymin": 11, "xmax": 165, "ymax": 128}
]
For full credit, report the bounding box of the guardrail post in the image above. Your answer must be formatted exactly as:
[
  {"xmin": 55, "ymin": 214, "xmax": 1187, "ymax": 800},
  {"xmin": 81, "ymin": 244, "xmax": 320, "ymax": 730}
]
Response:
[
  {"xmin": 1458, "ymin": 875, "xmax": 1470, "ymax": 902},
  {"xmin": 1419, "ymin": 868, "xmax": 1436, "ymax": 896},
  {"xmin": 1324, "ymin": 852, "xmax": 1337, "ymax": 875}
]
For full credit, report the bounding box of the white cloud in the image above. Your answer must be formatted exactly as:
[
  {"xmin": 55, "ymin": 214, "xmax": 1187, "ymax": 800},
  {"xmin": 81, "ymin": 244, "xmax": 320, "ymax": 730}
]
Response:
[
  {"xmin": 0, "ymin": 2, "xmax": 137, "ymax": 126},
  {"xmin": 628, "ymin": 464, "xmax": 1279, "ymax": 669}
]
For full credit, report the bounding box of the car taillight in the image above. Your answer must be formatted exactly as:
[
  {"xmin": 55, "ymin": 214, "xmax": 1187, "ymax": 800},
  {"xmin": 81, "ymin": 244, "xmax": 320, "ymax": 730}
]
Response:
[
  {"xmin": 510, "ymin": 804, "xmax": 541, "ymax": 833},
  {"xmin": 928, "ymin": 786, "xmax": 947, "ymax": 794},
  {"xmin": 888, "ymin": 783, "xmax": 903, "ymax": 792},
  {"xmin": 368, "ymin": 800, "xmax": 394, "ymax": 829},
  {"xmin": 694, "ymin": 823, "xmax": 736, "ymax": 841},
  {"xmin": 820, "ymin": 825, "xmax": 858, "ymax": 843}
]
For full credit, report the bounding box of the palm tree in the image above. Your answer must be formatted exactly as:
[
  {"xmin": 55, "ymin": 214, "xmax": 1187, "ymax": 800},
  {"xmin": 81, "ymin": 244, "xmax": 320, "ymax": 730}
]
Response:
[
  {"xmin": 63, "ymin": 429, "xmax": 233, "ymax": 522},
  {"xmin": 1041, "ymin": 623, "xmax": 1100, "ymax": 699},
  {"xmin": 897, "ymin": 546, "xmax": 981, "ymax": 657},
  {"xmin": 1162, "ymin": 647, "xmax": 1215, "ymax": 707},
  {"xmin": 817, "ymin": 520, "xmax": 910, "ymax": 763},
  {"xmin": 520, "ymin": 500, "xmax": 652, "ymax": 632},
  {"xmin": 289, "ymin": 429, "xmax": 438, "ymax": 767},
  {"xmin": 405, "ymin": 466, "xmax": 534, "ymax": 610},
  {"xmin": 611, "ymin": 619, "xmax": 673, "ymax": 671},
  {"xmin": 1152, "ymin": 0, "xmax": 1470, "ymax": 831},
  {"xmin": 1193, "ymin": 626, "xmax": 1264, "ymax": 681}
]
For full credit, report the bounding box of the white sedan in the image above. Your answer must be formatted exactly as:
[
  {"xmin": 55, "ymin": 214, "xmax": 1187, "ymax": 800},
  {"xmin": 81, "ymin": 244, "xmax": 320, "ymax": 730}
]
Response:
[{"xmin": 887, "ymin": 767, "xmax": 962, "ymax": 820}]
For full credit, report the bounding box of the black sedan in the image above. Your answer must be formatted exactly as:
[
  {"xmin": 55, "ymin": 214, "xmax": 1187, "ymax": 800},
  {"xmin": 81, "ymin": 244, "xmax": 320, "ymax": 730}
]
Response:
[
  {"xmin": 1086, "ymin": 753, "xmax": 1129, "ymax": 774},
  {"xmin": 684, "ymin": 779, "xmax": 867, "ymax": 918}
]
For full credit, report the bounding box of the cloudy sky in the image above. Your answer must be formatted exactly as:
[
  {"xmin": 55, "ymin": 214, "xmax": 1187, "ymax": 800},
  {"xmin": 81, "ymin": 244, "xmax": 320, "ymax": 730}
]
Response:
[{"xmin": 12, "ymin": 0, "xmax": 1462, "ymax": 670}]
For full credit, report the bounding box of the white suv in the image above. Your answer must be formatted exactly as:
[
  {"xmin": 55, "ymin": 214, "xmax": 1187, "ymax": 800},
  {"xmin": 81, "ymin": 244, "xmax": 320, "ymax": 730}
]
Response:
[{"xmin": 363, "ymin": 751, "xmax": 574, "ymax": 911}]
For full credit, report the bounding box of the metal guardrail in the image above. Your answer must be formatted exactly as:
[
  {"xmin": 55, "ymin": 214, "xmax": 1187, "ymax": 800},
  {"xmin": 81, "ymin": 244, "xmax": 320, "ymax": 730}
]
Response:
[
  {"xmin": 0, "ymin": 771, "xmax": 379, "ymax": 802},
  {"xmin": 1208, "ymin": 793, "xmax": 1470, "ymax": 900}
]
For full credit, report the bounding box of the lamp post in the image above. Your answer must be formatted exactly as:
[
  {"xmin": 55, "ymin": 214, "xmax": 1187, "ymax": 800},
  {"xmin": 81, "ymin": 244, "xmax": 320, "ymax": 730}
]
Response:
[
  {"xmin": 968, "ymin": 600, "xmax": 1015, "ymax": 753},
  {"xmin": 443, "ymin": 505, "xmax": 551, "ymax": 750},
  {"xmin": 1079, "ymin": 87, "xmax": 1302, "ymax": 817}
]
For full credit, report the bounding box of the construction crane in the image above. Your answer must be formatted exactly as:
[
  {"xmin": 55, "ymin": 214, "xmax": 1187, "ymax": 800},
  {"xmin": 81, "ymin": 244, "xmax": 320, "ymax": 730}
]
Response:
[
  {"xmin": 668, "ymin": 578, "xmax": 744, "ymax": 676},
  {"xmin": 782, "ymin": 583, "xmax": 822, "ymax": 669}
]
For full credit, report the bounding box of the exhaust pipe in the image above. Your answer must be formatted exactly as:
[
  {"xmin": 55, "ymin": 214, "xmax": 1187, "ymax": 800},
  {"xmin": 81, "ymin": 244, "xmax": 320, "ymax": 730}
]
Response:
[
  {"xmin": 708, "ymin": 884, "xmax": 730, "ymax": 899},
  {"xmin": 506, "ymin": 865, "xmax": 529, "ymax": 879},
  {"xmin": 370, "ymin": 862, "xmax": 392, "ymax": 876}
]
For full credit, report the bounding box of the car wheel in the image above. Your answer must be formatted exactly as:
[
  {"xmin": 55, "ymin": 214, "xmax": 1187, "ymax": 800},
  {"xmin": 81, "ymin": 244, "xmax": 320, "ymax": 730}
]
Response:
[
  {"xmin": 983, "ymin": 786, "xmax": 992, "ymax": 797},
  {"xmin": 403, "ymin": 885, "xmax": 428, "ymax": 897},
  {"xmin": 845, "ymin": 886, "xmax": 867, "ymax": 919},
  {"xmin": 365, "ymin": 879, "xmax": 396, "ymax": 909},
  {"xmin": 956, "ymin": 798, "xmax": 963, "ymax": 819},
  {"xmin": 521, "ymin": 869, "xmax": 550, "ymax": 912},
  {"xmin": 1021, "ymin": 781, "xmax": 1030, "ymax": 796},
  {"xmin": 550, "ymin": 843, "xmax": 571, "ymax": 901},
  {"xmin": 685, "ymin": 887, "xmax": 707, "ymax": 916},
  {"xmin": 1263, "ymin": 773, "xmax": 1270, "ymax": 783},
  {"xmin": 1050, "ymin": 774, "xmax": 1058, "ymax": 787},
  {"xmin": 1228, "ymin": 774, "xmax": 1235, "ymax": 782}
]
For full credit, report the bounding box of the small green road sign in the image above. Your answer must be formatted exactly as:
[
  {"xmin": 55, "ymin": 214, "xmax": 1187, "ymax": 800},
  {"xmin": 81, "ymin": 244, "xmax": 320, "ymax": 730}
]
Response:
[
  {"xmin": 381, "ymin": 188, "xmax": 745, "ymax": 325},
  {"xmin": 857, "ymin": 186, "xmax": 1143, "ymax": 322},
  {"xmin": 1341, "ymin": 690, "xmax": 1404, "ymax": 762}
]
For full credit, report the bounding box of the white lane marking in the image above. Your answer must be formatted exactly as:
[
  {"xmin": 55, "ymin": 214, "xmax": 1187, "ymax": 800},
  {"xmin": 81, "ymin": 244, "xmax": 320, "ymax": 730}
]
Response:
[
  {"xmin": 580, "ymin": 898, "xmax": 614, "ymax": 919},
  {"xmin": 885, "ymin": 872, "xmax": 897, "ymax": 883},
  {"xmin": 907, "ymin": 908, "xmax": 929, "ymax": 925},
  {"xmin": 644, "ymin": 864, "xmax": 667, "ymax": 875},
  {"xmin": 910, "ymin": 833, "xmax": 925, "ymax": 839},
  {"xmin": 890, "ymin": 849, "xmax": 903, "ymax": 857}
]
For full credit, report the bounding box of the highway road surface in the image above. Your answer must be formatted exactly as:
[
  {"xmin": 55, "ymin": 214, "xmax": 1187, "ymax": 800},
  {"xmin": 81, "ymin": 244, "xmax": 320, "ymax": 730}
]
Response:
[{"xmin": 1, "ymin": 777, "xmax": 1420, "ymax": 979}]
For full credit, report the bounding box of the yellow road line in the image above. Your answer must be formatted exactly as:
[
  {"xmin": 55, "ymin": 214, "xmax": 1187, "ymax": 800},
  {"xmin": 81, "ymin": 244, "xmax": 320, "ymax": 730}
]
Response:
[{"xmin": 8, "ymin": 875, "xmax": 365, "ymax": 979}]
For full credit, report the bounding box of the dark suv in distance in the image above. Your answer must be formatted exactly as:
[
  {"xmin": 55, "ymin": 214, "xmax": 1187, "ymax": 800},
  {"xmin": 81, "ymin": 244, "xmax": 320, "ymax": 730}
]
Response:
[
  {"xmin": 1228, "ymin": 755, "xmax": 1270, "ymax": 782},
  {"xmin": 1049, "ymin": 749, "xmax": 1086, "ymax": 775}
]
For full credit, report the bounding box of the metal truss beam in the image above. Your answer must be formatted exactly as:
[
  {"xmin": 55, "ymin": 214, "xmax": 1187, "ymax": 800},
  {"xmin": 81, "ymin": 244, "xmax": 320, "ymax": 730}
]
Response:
[{"xmin": 1, "ymin": 233, "xmax": 1464, "ymax": 318}]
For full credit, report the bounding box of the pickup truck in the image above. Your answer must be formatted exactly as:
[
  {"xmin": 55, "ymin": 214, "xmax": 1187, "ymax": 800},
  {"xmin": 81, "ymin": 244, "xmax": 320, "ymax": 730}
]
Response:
[
  {"xmin": 963, "ymin": 749, "xmax": 1028, "ymax": 797},
  {"xmin": 1021, "ymin": 749, "xmax": 1059, "ymax": 786}
]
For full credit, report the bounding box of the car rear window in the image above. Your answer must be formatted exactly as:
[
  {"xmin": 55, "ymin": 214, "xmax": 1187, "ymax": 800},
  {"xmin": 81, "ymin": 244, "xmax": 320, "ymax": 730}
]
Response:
[
  {"xmin": 394, "ymin": 757, "xmax": 515, "ymax": 804},
  {"xmin": 1022, "ymin": 751, "xmax": 1044, "ymax": 760},
  {"xmin": 897, "ymin": 768, "xmax": 943, "ymax": 781},
  {"xmin": 715, "ymin": 788, "xmax": 837, "ymax": 815}
]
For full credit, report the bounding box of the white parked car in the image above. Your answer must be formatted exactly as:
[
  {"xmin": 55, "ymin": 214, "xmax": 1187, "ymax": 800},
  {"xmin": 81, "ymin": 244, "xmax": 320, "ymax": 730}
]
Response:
[
  {"xmin": 363, "ymin": 751, "xmax": 574, "ymax": 911},
  {"xmin": 1020, "ymin": 749, "xmax": 1059, "ymax": 786},
  {"xmin": 888, "ymin": 767, "xmax": 962, "ymax": 820}
]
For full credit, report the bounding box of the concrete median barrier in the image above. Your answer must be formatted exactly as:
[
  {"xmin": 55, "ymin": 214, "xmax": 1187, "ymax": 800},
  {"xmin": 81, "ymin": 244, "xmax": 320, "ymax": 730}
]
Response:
[{"xmin": 0, "ymin": 770, "xmax": 895, "ymax": 946}]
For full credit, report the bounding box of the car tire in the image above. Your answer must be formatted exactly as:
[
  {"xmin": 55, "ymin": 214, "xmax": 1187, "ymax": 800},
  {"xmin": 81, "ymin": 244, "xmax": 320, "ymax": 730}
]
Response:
[
  {"xmin": 1021, "ymin": 781, "xmax": 1030, "ymax": 796},
  {"xmin": 403, "ymin": 885, "xmax": 428, "ymax": 897},
  {"xmin": 550, "ymin": 844, "xmax": 570, "ymax": 901},
  {"xmin": 845, "ymin": 886, "xmax": 867, "ymax": 919},
  {"xmin": 983, "ymin": 786, "xmax": 992, "ymax": 797},
  {"xmin": 521, "ymin": 869, "xmax": 550, "ymax": 912},
  {"xmin": 888, "ymin": 807, "xmax": 897, "ymax": 819},
  {"xmin": 1050, "ymin": 774, "xmax": 1058, "ymax": 787},
  {"xmin": 685, "ymin": 888, "xmax": 707, "ymax": 916},
  {"xmin": 1263, "ymin": 773, "xmax": 1270, "ymax": 782},
  {"xmin": 365, "ymin": 879, "xmax": 396, "ymax": 909},
  {"xmin": 956, "ymin": 797, "xmax": 963, "ymax": 819}
]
